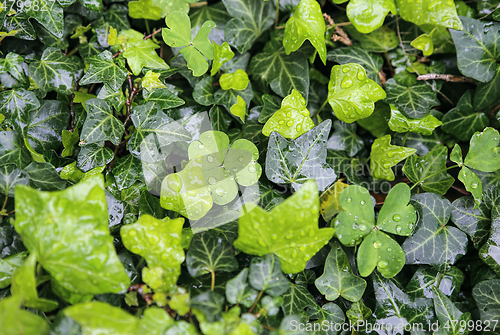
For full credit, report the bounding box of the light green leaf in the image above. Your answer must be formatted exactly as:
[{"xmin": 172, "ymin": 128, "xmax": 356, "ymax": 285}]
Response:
[
  {"xmin": 402, "ymin": 193, "xmax": 468, "ymax": 268},
  {"xmin": 377, "ymin": 183, "xmax": 417, "ymax": 236},
  {"xmin": 346, "ymin": 300, "xmax": 372, "ymax": 324},
  {"xmin": 186, "ymin": 231, "xmax": 238, "ymax": 277},
  {"xmin": 411, "ymin": 33, "xmax": 434, "ymax": 56},
  {"xmin": 81, "ymin": 98, "xmax": 125, "ymax": 146},
  {"xmin": 265, "ymin": 120, "xmax": 337, "ymax": 191},
  {"xmin": 28, "ymin": 47, "xmax": 83, "ymax": 95},
  {"xmin": 230, "ymin": 96, "xmax": 246, "ymax": 123},
  {"xmin": 403, "ymin": 146, "xmax": 455, "ymax": 195},
  {"xmin": 62, "ymin": 129, "xmax": 79, "ymax": 157},
  {"xmin": 388, "ymin": 104, "xmax": 442, "ymax": 135},
  {"xmin": 222, "ymin": 0, "xmax": 275, "ymax": 53},
  {"xmin": 220, "ymin": 69, "xmax": 249, "ymax": 91},
  {"xmin": 284, "ymin": 0, "xmax": 326, "ymax": 64},
  {"xmin": 441, "ymin": 91, "xmax": 489, "ymax": 142},
  {"xmin": 370, "ymin": 134, "xmax": 416, "ymax": 181},
  {"xmin": 458, "ymin": 167, "xmax": 483, "ymax": 209},
  {"xmin": 79, "ymin": 50, "xmax": 127, "ymax": 91},
  {"xmin": 327, "ymin": 46, "xmax": 384, "ymax": 84},
  {"xmin": 0, "ymin": 296, "xmax": 50, "ymax": 335},
  {"xmin": 451, "ymin": 196, "xmax": 490, "ymax": 249},
  {"xmin": 121, "ymin": 215, "xmax": 184, "ymax": 292},
  {"xmin": 464, "ymin": 127, "xmax": 500, "ymax": 173},
  {"xmin": 315, "ymin": 242, "xmax": 367, "ymax": 302},
  {"xmin": 357, "ymin": 101, "xmax": 390, "ymax": 138},
  {"xmin": 0, "ymin": 164, "xmax": 29, "ymax": 197},
  {"xmin": 450, "ymin": 144, "xmax": 463, "ymax": 166},
  {"xmin": 396, "ymin": 0, "xmax": 462, "ymax": 30},
  {"xmin": 319, "ymin": 180, "xmax": 349, "ymax": 222},
  {"xmin": 327, "ymin": 63, "xmax": 386, "ymax": 123},
  {"xmin": 211, "ymin": 42, "xmax": 235, "ymax": 76},
  {"xmin": 235, "ymin": 180, "xmax": 334, "ymax": 274},
  {"xmin": 262, "ymin": 89, "xmax": 314, "ymax": 139},
  {"xmin": 14, "ymin": 176, "xmax": 130, "ymax": 295},
  {"xmin": 142, "ymin": 71, "xmax": 167, "ymax": 91},
  {"xmin": 11, "ymin": 252, "xmax": 58, "ymax": 312},
  {"xmin": 248, "ymin": 254, "xmax": 290, "ymax": 296},
  {"xmin": 346, "ymin": 0, "xmax": 396, "ymax": 34},
  {"xmin": 449, "ymin": 17, "xmax": 500, "ymax": 82},
  {"xmin": 0, "ymin": 251, "xmax": 27, "ymax": 289},
  {"xmin": 327, "ymin": 121, "xmax": 363, "ymax": 157},
  {"xmin": 128, "ymin": 0, "xmax": 162, "ymax": 20},
  {"xmin": 385, "ymin": 78, "xmax": 440, "ymax": 119},
  {"xmin": 123, "ymin": 39, "xmax": 169, "ymax": 76}
]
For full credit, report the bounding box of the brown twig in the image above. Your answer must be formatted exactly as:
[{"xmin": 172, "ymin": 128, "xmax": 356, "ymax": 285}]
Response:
[
  {"xmin": 113, "ymin": 51, "xmax": 122, "ymax": 58},
  {"xmin": 416, "ymin": 73, "xmax": 475, "ymax": 83},
  {"xmin": 143, "ymin": 28, "xmax": 162, "ymax": 40},
  {"xmin": 379, "ymin": 69, "xmax": 387, "ymax": 88},
  {"xmin": 324, "ymin": 13, "xmax": 352, "ymax": 46}
]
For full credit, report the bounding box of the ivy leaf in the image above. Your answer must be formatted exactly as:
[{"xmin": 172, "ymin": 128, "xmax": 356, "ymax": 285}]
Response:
[
  {"xmin": 327, "ymin": 63, "xmax": 386, "ymax": 123},
  {"xmin": 250, "ymin": 47, "xmax": 310, "ymax": 101},
  {"xmin": 61, "ymin": 129, "xmax": 79, "ymax": 157},
  {"xmin": 464, "ymin": 127, "xmax": 500, "ymax": 173},
  {"xmin": 346, "ymin": 0, "xmax": 396, "ymax": 34},
  {"xmin": 121, "ymin": 215, "xmax": 184, "ymax": 292},
  {"xmin": 396, "ymin": 0, "xmax": 462, "ymax": 30},
  {"xmin": 14, "ymin": 176, "xmax": 130, "ymax": 295},
  {"xmin": 405, "ymin": 266, "xmax": 464, "ymax": 300},
  {"xmin": 11, "ymin": 253, "xmax": 59, "ymax": 312},
  {"xmin": 344, "ymin": 26, "xmax": 398, "ymax": 53},
  {"xmin": 123, "ymin": 39, "xmax": 169, "ymax": 76},
  {"xmin": 403, "ymin": 146, "xmax": 455, "ymax": 195},
  {"xmin": 346, "ymin": 300, "xmax": 372, "ymax": 324},
  {"xmin": 209, "ymin": 105, "xmax": 232, "ymax": 132},
  {"xmin": 127, "ymin": 102, "xmax": 191, "ymax": 161},
  {"xmin": 283, "ymin": 0, "xmax": 326, "ymax": 64},
  {"xmin": 265, "ymin": 120, "xmax": 337, "ymax": 191},
  {"xmin": 472, "ymin": 279, "xmax": 500, "ymax": 328},
  {"xmin": 449, "ymin": 17, "xmax": 500, "ymax": 82},
  {"xmin": 24, "ymin": 162, "xmax": 67, "ymax": 191},
  {"xmin": 79, "ymin": 50, "xmax": 128, "ymax": 91},
  {"xmin": 186, "ymin": 231, "xmax": 238, "ymax": 277},
  {"xmin": 0, "ymin": 296, "xmax": 50, "ymax": 335},
  {"xmin": 385, "ymin": 78, "xmax": 440, "ymax": 119},
  {"xmin": 128, "ymin": 0, "xmax": 162, "ymax": 20},
  {"xmin": 262, "ymin": 89, "xmax": 314, "ymax": 140},
  {"xmin": 402, "ymin": 193, "xmax": 468, "ymax": 268},
  {"xmin": 479, "ymin": 206, "xmax": 500, "ymax": 276},
  {"xmin": 225, "ymin": 268, "xmax": 258, "ymax": 307},
  {"xmin": 441, "ymin": 91, "xmax": 489, "ymax": 141},
  {"xmin": 211, "ymin": 42, "xmax": 235, "ymax": 76},
  {"xmin": 234, "ymin": 180, "xmax": 335, "ymax": 274},
  {"xmin": 282, "ymin": 283, "xmax": 316, "ymax": 315},
  {"xmin": 451, "ymin": 196, "xmax": 490, "ymax": 250},
  {"xmin": 0, "ymin": 88, "xmax": 39, "ymax": 121},
  {"xmin": 80, "ymin": 98, "xmax": 125, "ymax": 146},
  {"xmin": 248, "ymin": 254, "xmax": 290, "ymax": 296},
  {"xmin": 0, "ymin": 165, "xmax": 29, "ymax": 197},
  {"xmin": 376, "ymin": 183, "xmax": 417, "ymax": 236},
  {"xmin": 77, "ymin": 144, "xmax": 114, "ymax": 172},
  {"xmin": 357, "ymin": 230, "xmax": 405, "ymax": 278},
  {"xmin": 222, "ymin": 0, "xmax": 275, "ymax": 53},
  {"xmin": 327, "ymin": 46, "xmax": 384, "ymax": 84},
  {"xmin": 388, "ymin": 104, "xmax": 442, "ymax": 135},
  {"xmin": 319, "ymin": 180, "xmax": 349, "ymax": 222},
  {"xmin": 111, "ymin": 155, "xmax": 142, "ymax": 190},
  {"xmin": 143, "ymin": 88, "xmax": 185, "ymax": 110},
  {"xmin": 458, "ymin": 167, "xmax": 483, "ymax": 208},
  {"xmin": 193, "ymin": 76, "xmax": 215, "ymax": 106},
  {"xmin": 327, "ymin": 121, "xmax": 363, "ymax": 157},
  {"xmin": 28, "ymin": 47, "xmax": 82, "ymax": 95},
  {"xmin": 315, "ymin": 241, "xmax": 367, "ymax": 302},
  {"xmin": 21, "ymin": 0, "xmax": 64, "ymax": 38},
  {"xmin": 0, "ymin": 252, "xmax": 27, "ymax": 289},
  {"xmin": 370, "ymin": 134, "xmax": 416, "ymax": 181},
  {"xmin": 219, "ymin": 69, "xmax": 249, "ymax": 91}
]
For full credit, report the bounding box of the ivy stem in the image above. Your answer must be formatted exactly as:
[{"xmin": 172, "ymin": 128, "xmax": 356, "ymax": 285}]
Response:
[
  {"xmin": 210, "ymin": 270, "xmax": 215, "ymax": 291},
  {"xmin": 409, "ymin": 165, "xmax": 460, "ymax": 191},
  {"xmin": 311, "ymin": 99, "xmax": 329, "ymax": 119},
  {"xmin": 145, "ymin": 19, "xmax": 151, "ymax": 35},
  {"xmin": 190, "ymin": 1, "xmax": 207, "ymax": 8},
  {"xmin": 1, "ymin": 195, "xmax": 8, "ymax": 213},
  {"xmin": 143, "ymin": 28, "xmax": 162, "ymax": 40},
  {"xmin": 275, "ymin": 0, "xmax": 280, "ymax": 28},
  {"xmin": 66, "ymin": 46, "xmax": 79, "ymax": 57},
  {"xmin": 248, "ymin": 290, "xmax": 263, "ymax": 314}
]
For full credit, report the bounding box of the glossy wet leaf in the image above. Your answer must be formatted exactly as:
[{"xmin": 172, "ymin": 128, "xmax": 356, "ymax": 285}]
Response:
[
  {"xmin": 458, "ymin": 167, "xmax": 483, "ymax": 208},
  {"xmin": 128, "ymin": 0, "xmax": 162, "ymax": 20},
  {"xmin": 0, "ymin": 296, "xmax": 50, "ymax": 335},
  {"xmin": 0, "ymin": 252, "xmax": 27, "ymax": 289},
  {"xmin": 346, "ymin": 0, "xmax": 396, "ymax": 34},
  {"xmin": 370, "ymin": 134, "xmax": 416, "ymax": 181},
  {"xmin": 22, "ymin": 0, "xmax": 64, "ymax": 38},
  {"xmin": 222, "ymin": 0, "xmax": 275, "ymax": 53},
  {"xmin": 24, "ymin": 162, "xmax": 66, "ymax": 191},
  {"xmin": 472, "ymin": 279, "xmax": 500, "ymax": 328},
  {"xmin": 0, "ymin": 164, "xmax": 29, "ymax": 197},
  {"xmin": 79, "ymin": 51, "xmax": 127, "ymax": 91},
  {"xmin": 464, "ymin": 127, "xmax": 500, "ymax": 173},
  {"xmin": 283, "ymin": 0, "xmax": 326, "ymax": 64},
  {"xmin": 385, "ymin": 78, "xmax": 440, "ymax": 119},
  {"xmin": 121, "ymin": 215, "xmax": 184, "ymax": 292},
  {"xmin": 319, "ymin": 180, "xmax": 349, "ymax": 222},
  {"xmin": 479, "ymin": 206, "xmax": 500, "ymax": 276},
  {"xmin": 266, "ymin": 120, "xmax": 336, "ymax": 191},
  {"xmin": 77, "ymin": 144, "xmax": 114, "ymax": 172},
  {"xmin": 358, "ymin": 230, "xmax": 405, "ymax": 278},
  {"xmin": 80, "ymin": 98, "xmax": 125, "ymax": 146},
  {"xmin": 211, "ymin": 42, "xmax": 235, "ymax": 76},
  {"xmin": 388, "ymin": 104, "xmax": 442, "ymax": 135},
  {"xmin": 402, "ymin": 193, "xmax": 468, "ymax": 268},
  {"xmin": 327, "ymin": 63, "xmax": 386, "ymax": 123},
  {"xmin": 262, "ymin": 89, "xmax": 314, "ymax": 139},
  {"xmin": 230, "ymin": 96, "xmax": 246, "ymax": 123},
  {"xmin": 403, "ymin": 146, "xmax": 454, "ymax": 195},
  {"xmin": 411, "ymin": 33, "xmax": 434, "ymax": 56},
  {"xmin": 219, "ymin": 69, "xmax": 249, "ymax": 91},
  {"xmin": 0, "ymin": 88, "xmax": 39, "ymax": 121},
  {"xmin": 315, "ymin": 242, "xmax": 366, "ymax": 302},
  {"xmin": 248, "ymin": 255, "xmax": 290, "ymax": 296},
  {"xmin": 14, "ymin": 176, "xmax": 130, "ymax": 295},
  {"xmin": 234, "ymin": 180, "xmax": 335, "ymax": 274},
  {"xmin": 396, "ymin": 0, "xmax": 462, "ymax": 30},
  {"xmin": 377, "ymin": 183, "xmax": 417, "ymax": 236},
  {"xmin": 123, "ymin": 39, "xmax": 169, "ymax": 76},
  {"xmin": 28, "ymin": 47, "xmax": 82, "ymax": 95},
  {"xmin": 186, "ymin": 231, "xmax": 238, "ymax": 277},
  {"xmin": 345, "ymin": 25, "xmax": 398, "ymax": 53},
  {"xmin": 405, "ymin": 266, "xmax": 464, "ymax": 300},
  {"xmin": 193, "ymin": 76, "xmax": 215, "ymax": 106},
  {"xmin": 432, "ymin": 287, "xmax": 471, "ymax": 334},
  {"xmin": 225, "ymin": 268, "xmax": 259, "ymax": 307},
  {"xmin": 282, "ymin": 283, "xmax": 316, "ymax": 315},
  {"xmin": 346, "ymin": 300, "xmax": 372, "ymax": 324},
  {"xmin": 327, "ymin": 121, "xmax": 363, "ymax": 157},
  {"xmin": 441, "ymin": 91, "xmax": 489, "ymax": 142},
  {"xmin": 112, "ymin": 155, "xmax": 142, "ymax": 190},
  {"xmin": 327, "ymin": 46, "xmax": 383, "ymax": 84},
  {"xmin": 449, "ymin": 17, "xmax": 500, "ymax": 82},
  {"xmin": 143, "ymin": 88, "xmax": 186, "ymax": 109}
]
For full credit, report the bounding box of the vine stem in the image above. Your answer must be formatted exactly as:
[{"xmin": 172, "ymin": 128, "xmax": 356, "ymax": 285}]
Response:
[
  {"xmin": 311, "ymin": 99, "xmax": 329, "ymax": 119},
  {"xmin": 409, "ymin": 165, "xmax": 460, "ymax": 191},
  {"xmin": 190, "ymin": 1, "xmax": 207, "ymax": 8},
  {"xmin": 275, "ymin": 0, "xmax": 280, "ymax": 28},
  {"xmin": 210, "ymin": 270, "xmax": 215, "ymax": 291},
  {"xmin": 248, "ymin": 290, "xmax": 264, "ymax": 314},
  {"xmin": 1, "ymin": 195, "xmax": 8, "ymax": 213}
]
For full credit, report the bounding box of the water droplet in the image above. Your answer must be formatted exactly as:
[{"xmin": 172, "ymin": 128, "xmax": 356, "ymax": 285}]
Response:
[
  {"xmin": 271, "ymin": 234, "xmax": 277, "ymax": 240},
  {"xmin": 378, "ymin": 261, "xmax": 388, "ymax": 268},
  {"xmin": 373, "ymin": 241, "xmax": 382, "ymax": 249},
  {"xmin": 286, "ymin": 112, "xmax": 292, "ymax": 117},
  {"xmin": 215, "ymin": 187, "xmax": 225, "ymax": 196},
  {"xmin": 342, "ymin": 65, "xmax": 350, "ymax": 73},
  {"xmin": 291, "ymin": 242, "xmax": 296, "ymax": 247},
  {"xmin": 359, "ymin": 224, "xmax": 366, "ymax": 231},
  {"xmin": 409, "ymin": 224, "xmax": 414, "ymax": 229},
  {"xmin": 393, "ymin": 214, "xmax": 401, "ymax": 222},
  {"xmin": 296, "ymin": 124, "xmax": 302, "ymax": 131},
  {"xmin": 279, "ymin": 120, "xmax": 284, "ymax": 125},
  {"xmin": 286, "ymin": 121, "xmax": 293, "ymax": 127},
  {"xmin": 286, "ymin": 234, "xmax": 293, "ymax": 239},
  {"xmin": 357, "ymin": 71, "xmax": 365, "ymax": 80},
  {"xmin": 346, "ymin": 197, "xmax": 352, "ymax": 203},
  {"xmin": 396, "ymin": 225, "xmax": 402, "ymax": 233},
  {"xmin": 471, "ymin": 183, "xmax": 478, "ymax": 189},
  {"xmin": 238, "ymin": 156, "xmax": 244, "ymax": 162},
  {"xmin": 350, "ymin": 239, "xmax": 356, "ymax": 245},
  {"xmin": 299, "ymin": 246, "xmax": 306, "ymax": 252},
  {"xmin": 360, "ymin": 200, "xmax": 365, "ymax": 205},
  {"xmin": 248, "ymin": 165, "xmax": 256, "ymax": 173},
  {"xmin": 341, "ymin": 77, "xmax": 353, "ymax": 89},
  {"xmin": 129, "ymin": 230, "xmax": 137, "ymax": 236},
  {"xmin": 387, "ymin": 247, "xmax": 392, "ymax": 252},
  {"xmin": 207, "ymin": 154, "xmax": 215, "ymax": 163},
  {"xmin": 198, "ymin": 144, "xmax": 205, "ymax": 150},
  {"xmin": 208, "ymin": 176, "xmax": 217, "ymax": 185}
]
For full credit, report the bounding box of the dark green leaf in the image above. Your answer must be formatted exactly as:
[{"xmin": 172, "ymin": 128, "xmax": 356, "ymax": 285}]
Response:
[
  {"xmin": 80, "ymin": 98, "xmax": 125, "ymax": 146},
  {"xmin": 327, "ymin": 121, "xmax": 363, "ymax": 157},
  {"xmin": 385, "ymin": 78, "xmax": 440, "ymax": 119},
  {"xmin": 24, "ymin": 162, "xmax": 66, "ymax": 191},
  {"xmin": 327, "ymin": 46, "xmax": 383, "ymax": 84},
  {"xmin": 79, "ymin": 51, "xmax": 128, "ymax": 91}
]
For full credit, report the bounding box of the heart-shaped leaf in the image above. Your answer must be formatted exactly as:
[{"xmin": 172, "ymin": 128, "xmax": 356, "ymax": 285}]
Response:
[
  {"xmin": 219, "ymin": 69, "xmax": 249, "ymax": 91},
  {"xmin": 370, "ymin": 134, "xmax": 416, "ymax": 181},
  {"xmin": 211, "ymin": 42, "xmax": 234, "ymax": 76},
  {"xmin": 346, "ymin": 0, "xmax": 396, "ymax": 34},
  {"xmin": 248, "ymin": 254, "xmax": 290, "ymax": 296},
  {"xmin": 464, "ymin": 127, "xmax": 500, "ymax": 173},
  {"xmin": 377, "ymin": 183, "xmax": 417, "ymax": 236},
  {"xmin": 358, "ymin": 230, "xmax": 405, "ymax": 278}
]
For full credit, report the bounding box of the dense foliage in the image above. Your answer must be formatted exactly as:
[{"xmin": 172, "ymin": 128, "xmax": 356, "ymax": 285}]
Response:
[{"xmin": 1, "ymin": 0, "xmax": 500, "ymax": 333}]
